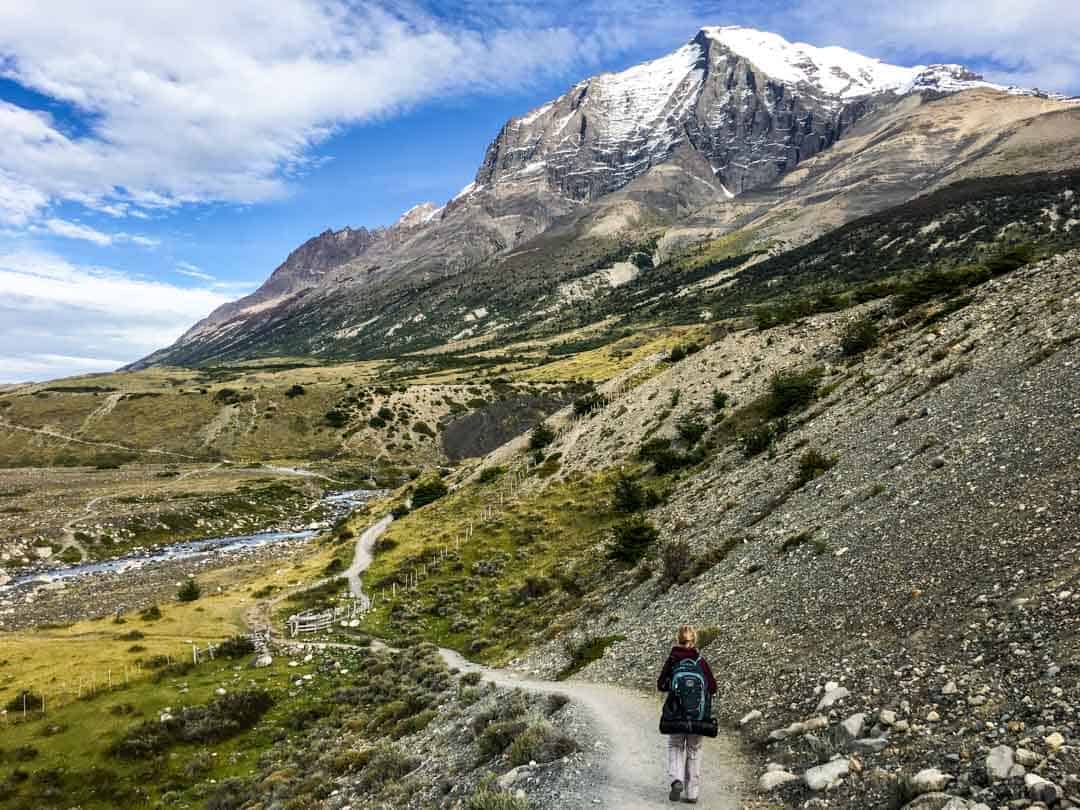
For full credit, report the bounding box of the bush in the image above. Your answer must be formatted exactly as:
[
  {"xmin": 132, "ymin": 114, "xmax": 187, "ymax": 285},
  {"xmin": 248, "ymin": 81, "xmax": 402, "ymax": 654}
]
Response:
[
  {"xmin": 660, "ymin": 540, "xmax": 693, "ymax": 587},
  {"xmin": 478, "ymin": 466, "xmax": 505, "ymax": 483},
  {"xmin": 766, "ymin": 369, "xmax": 820, "ymax": 418},
  {"xmin": 478, "ymin": 720, "xmax": 528, "ymax": 759},
  {"xmin": 412, "ymin": 421, "xmax": 434, "ymax": 437},
  {"xmin": 529, "ymin": 423, "xmax": 555, "ymax": 451},
  {"xmin": 508, "ymin": 722, "xmax": 578, "ymax": 765},
  {"xmin": 609, "ymin": 517, "xmax": 659, "ymax": 564},
  {"xmin": 285, "ymin": 384, "xmax": 306, "ymax": 398},
  {"xmin": 612, "ymin": 473, "xmax": 645, "ymax": 513},
  {"xmin": 356, "ymin": 745, "xmax": 419, "ymax": 791},
  {"xmin": 675, "ymin": 413, "xmax": 707, "ymax": 445},
  {"xmin": 466, "ymin": 787, "xmax": 531, "ymax": 810},
  {"xmin": 739, "ymin": 424, "xmax": 776, "ymax": 457},
  {"xmin": 412, "ymin": 477, "xmax": 448, "ymax": 508},
  {"xmin": 325, "ymin": 409, "xmax": 349, "ymax": 428},
  {"xmin": 639, "ymin": 438, "xmax": 705, "ymax": 474},
  {"xmin": 217, "ymin": 635, "xmax": 256, "ymax": 659},
  {"xmin": 711, "ymin": 390, "xmax": 729, "ymax": 410},
  {"xmin": 4, "ymin": 691, "xmax": 43, "ymax": 713},
  {"xmin": 110, "ymin": 690, "xmax": 274, "ymax": 759},
  {"xmin": 794, "ymin": 448, "xmax": 837, "ymax": 489},
  {"xmin": 139, "ymin": 605, "xmax": 162, "ymax": 621},
  {"xmin": 839, "ymin": 317, "xmax": 879, "ymax": 356},
  {"xmin": 177, "ymin": 579, "xmax": 201, "ymax": 602},
  {"xmin": 116, "ymin": 630, "xmax": 144, "ymax": 641},
  {"xmin": 389, "ymin": 503, "xmax": 410, "ymax": 520},
  {"xmin": 573, "ymin": 393, "xmax": 603, "ymax": 416},
  {"xmin": 558, "ymin": 635, "xmax": 625, "ymax": 680}
]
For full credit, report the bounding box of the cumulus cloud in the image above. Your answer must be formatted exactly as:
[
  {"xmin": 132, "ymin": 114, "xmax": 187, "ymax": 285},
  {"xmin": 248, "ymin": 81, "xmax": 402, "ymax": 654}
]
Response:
[
  {"xmin": 0, "ymin": 0, "xmax": 1072, "ymax": 230},
  {"xmin": 0, "ymin": 251, "xmax": 235, "ymax": 381}
]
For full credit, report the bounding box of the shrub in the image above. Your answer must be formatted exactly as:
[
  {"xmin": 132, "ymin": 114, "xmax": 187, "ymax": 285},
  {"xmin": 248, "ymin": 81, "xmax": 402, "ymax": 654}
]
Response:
[
  {"xmin": 323, "ymin": 557, "xmax": 345, "ymax": 575},
  {"xmin": 529, "ymin": 423, "xmax": 555, "ymax": 451},
  {"xmin": 608, "ymin": 517, "xmax": 659, "ymax": 564},
  {"xmin": 139, "ymin": 605, "xmax": 162, "ymax": 621},
  {"xmin": 695, "ymin": 625, "xmax": 722, "ymax": 649},
  {"xmin": 390, "ymin": 503, "xmax": 410, "ymax": 519},
  {"xmin": 675, "ymin": 413, "xmax": 707, "ymax": 445},
  {"xmin": 356, "ymin": 745, "xmax": 419, "ymax": 791},
  {"xmin": 479, "ymin": 720, "xmax": 528, "ymax": 759},
  {"xmin": 839, "ymin": 317, "xmax": 879, "ymax": 356},
  {"xmin": 177, "ymin": 579, "xmax": 201, "ymax": 602},
  {"xmin": 465, "ymin": 787, "xmax": 531, "ymax": 810},
  {"xmin": 711, "ymin": 390, "xmax": 729, "ymax": 410},
  {"xmin": 558, "ymin": 635, "xmax": 625, "ymax": 680},
  {"xmin": 739, "ymin": 424, "xmax": 776, "ymax": 457},
  {"xmin": 217, "ymin": 635, "xmax": 256, "ymax": 659},
  {"xmin": 508, "ymin": 722, "xmax": 578, "ymax": 765},
  {"xmin": 285, "ymin": 384, "xmax": 306, "ymax": 398},
  {"xmin": 368, "ymin": 415, "xmax": 387, "ymax": 428},
  {"xmin": 412, "ymin": 477, "xmax": 448, "ymax": 508},
  {"xmin": 116, "ymin": 630, "xmax": 144, "ymax": 641},
  {"xmin": 766, "ymin": 369, "xmax": 820, "ymax": 418},
  {"xmin": 4, "ymin": 690, "xmax": 43, "ymax": 713},
  {"xmin": 325, "ymin": 409, "xmax": 349, "ymax": 428},
  {"xmin": 110, "ymin": 690, "xmax": 273, "ymax": 759},
  {"xmin": 660, "ymin": 540, "xmax": 693, "ymax": 587},
  {"xmin": 412, "ymin": 421, "xmax": 434, "ymax": 437},
  {"xmin": 612, "ymin": 473, "xmax": 645, "ymax": 513},
  {"xmin": 639, "ymin": 438, "xmax": 704, "ymax": 474},
  {"xmin": 573, "ymin": 393, "xmax": 603, "ymax": 416},
  {"xmin": 478, "ymin": 466, "xmax": 504, "ymax": 484},
  {"xmin": 794, "ymin": 448, "xmax": 837, "ymax": 489}
]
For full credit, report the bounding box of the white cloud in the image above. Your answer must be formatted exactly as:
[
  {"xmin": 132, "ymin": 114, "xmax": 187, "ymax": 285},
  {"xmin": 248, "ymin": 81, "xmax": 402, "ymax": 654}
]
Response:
[
  {"xmin": 175, "ymin": 262, "xmax": 216, "ymax": 282},
  {"xmin": 35, "ymin": 217, "xmax": 159, "ymax": 247},
  {"xmin": 0, "ymin": 251, "xmax": 233, "ymax": 382},
  {"xmin": 0, "ymin": 1, "xmax": 611, "ymax": 227}
]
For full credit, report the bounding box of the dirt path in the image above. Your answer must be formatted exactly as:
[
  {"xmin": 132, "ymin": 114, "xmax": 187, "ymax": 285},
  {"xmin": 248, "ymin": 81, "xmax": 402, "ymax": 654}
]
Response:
[
  {"xmin": 0, "ymin": 418, "xmax": 200, "ymax": 460},
  {"xmin": 249, "ymin": 516, "xmax": 749, "ymax": 808},
  {"xmin": 343, "ymin": 515, "xmax": 392, "ymax": 604}
]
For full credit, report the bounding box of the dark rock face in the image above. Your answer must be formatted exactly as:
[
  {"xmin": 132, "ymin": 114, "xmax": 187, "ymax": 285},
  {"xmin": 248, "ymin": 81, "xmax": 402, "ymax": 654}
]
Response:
[{"xmin": 441, "ymin": 396, "xmax": 566, "ymax": 461}]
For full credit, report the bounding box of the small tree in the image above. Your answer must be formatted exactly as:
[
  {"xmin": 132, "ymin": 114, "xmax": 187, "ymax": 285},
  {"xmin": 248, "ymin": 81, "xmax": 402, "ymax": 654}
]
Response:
[
  {"xmin": 766, "ymin": 369, "xmax": 820, "ymax": 418},
  {"xmin": 177, "ymin": 579, "xmax": 201, "ymax": 602},
  {"xmin": 675, "ymin": 413, "xmax": 707, "ymax": 445},
  {"xmin": 608, "ymin": 517, "xmax": 659, "ymax": 564},
  {"xmin": 412, "ymin": 477, "xmax": 448, "ymax": 508},
  {"xmin": 660, "ymin": 540, "xmax": 693, "ymax": 588},
  {"xmin": 529, "ymin": 423, "xmax": 555, "ymax": 451},
  {"xmin": 839, "ymin": 318, "xmax": 879, "ymax": 357},
  {"xmin": 612, "ymin": 473, "xmax": 645, "ymax": 513}
]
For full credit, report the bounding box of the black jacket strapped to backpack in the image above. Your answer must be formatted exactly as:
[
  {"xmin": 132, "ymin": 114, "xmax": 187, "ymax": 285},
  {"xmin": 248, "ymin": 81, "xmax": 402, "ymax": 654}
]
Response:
[{"xmin": 657, "ymin": 648, "xmax": 718, "ymax": 737}]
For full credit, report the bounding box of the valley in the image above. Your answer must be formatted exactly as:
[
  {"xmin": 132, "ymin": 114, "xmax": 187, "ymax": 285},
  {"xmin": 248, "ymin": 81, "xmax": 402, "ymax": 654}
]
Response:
[{"xmin": 1, "ymin": 20, "xmax": 1079, "ymax": 810}]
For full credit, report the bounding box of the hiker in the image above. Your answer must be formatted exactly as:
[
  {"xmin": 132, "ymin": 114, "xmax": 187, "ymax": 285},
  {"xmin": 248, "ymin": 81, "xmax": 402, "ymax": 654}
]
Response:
[{"xmin": 657, "ymin": 624, "xmax": 718, "ymax": 804}]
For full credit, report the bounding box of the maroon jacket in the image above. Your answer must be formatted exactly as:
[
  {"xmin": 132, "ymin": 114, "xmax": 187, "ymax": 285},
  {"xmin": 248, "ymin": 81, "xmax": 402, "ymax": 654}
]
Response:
[{"xmin": 657, "ymin": 646, "xmax": 717, "ymax": 694}]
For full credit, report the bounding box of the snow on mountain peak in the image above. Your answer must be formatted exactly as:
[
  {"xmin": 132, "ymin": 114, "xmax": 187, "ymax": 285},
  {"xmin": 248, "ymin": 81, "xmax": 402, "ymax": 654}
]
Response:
[
  {"xmin": 701, "ymin": 25, "xmax": 923, "ymax": 98},
  {"xmin": 394, "ymin": 202, "xmax": 441, "ymax": 229}
]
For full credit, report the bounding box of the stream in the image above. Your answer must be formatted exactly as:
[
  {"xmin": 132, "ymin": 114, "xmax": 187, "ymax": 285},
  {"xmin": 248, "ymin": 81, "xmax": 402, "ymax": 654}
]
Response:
[{"xmin": 1, "ymin": 488, "xmax": 384, "ymax": 591}]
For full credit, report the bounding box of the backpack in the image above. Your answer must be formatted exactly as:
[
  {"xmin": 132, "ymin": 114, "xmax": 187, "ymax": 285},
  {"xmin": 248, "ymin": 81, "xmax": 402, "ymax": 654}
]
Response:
[{"xmin": 659, "ymin": 656, "xmax": 718, "ymax": 737}]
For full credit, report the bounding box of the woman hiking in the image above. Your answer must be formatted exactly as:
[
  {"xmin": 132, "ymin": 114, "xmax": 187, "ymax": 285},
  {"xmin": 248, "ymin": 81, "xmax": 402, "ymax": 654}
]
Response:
[{"xmin": 657, "ymin": 624, "xmax": 718, "ymax": 804}]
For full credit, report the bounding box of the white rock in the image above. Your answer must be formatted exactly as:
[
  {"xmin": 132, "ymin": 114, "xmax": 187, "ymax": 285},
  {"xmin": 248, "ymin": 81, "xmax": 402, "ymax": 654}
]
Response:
[
  {"xmin": 911, "ymin": 768, "xmax": 951, "ymax": 793},
  {"xmin": 254, "ymin": 654, "xmax": 273, "ymax": 668},
  {"xmin": 942, "ymin": 681, "xmax": 957, "ymax": 695},
  {"xmin": 1014, "ymin": 748, "xmax": 1039, "ymax": 767},
  {"xmin": 215, "ymin": 687, "xmax": 227, "ymax": 696},
  {"xmin": 1044, "ymin": 731, "xmax": 1065, "ymax": 750},
  {"xmin": 926, "ymin": 710, "xmax": 940, "ymax": 722},
  {"xmin": 739, "ymin": 709, "xmax": 762, "ymax": 726},
  {"xmin": 841, "ymin": 713, "xmax": 866, "ymax": 740},
  {"xmin": 879, "ymin": 709, "xmax": 897, "ymax": 726},
  {"xmin": 805, "ymin": 758, "xmax": 849, "ymax": 791},
  {"xmin": 759, "ymin": 770, "xmax": 800, "ymax": 791},
  {"xmin": 985, "ymin": 745, "xmax": 1024, "ymax": 781},
  {"xmin": 1024, "ymin": 773, "xmax": 1061, "ymax": 804},
  {"xmin": 816, "ymin": 686, "xmax": 850, "ymax": 711}
]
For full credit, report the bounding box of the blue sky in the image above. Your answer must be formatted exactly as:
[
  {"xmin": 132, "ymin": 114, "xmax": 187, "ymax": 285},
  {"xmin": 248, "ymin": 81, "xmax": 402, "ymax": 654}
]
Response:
[{"xmin": 1, "ymin": 0, "xmax": 1076, "ymax": 382}]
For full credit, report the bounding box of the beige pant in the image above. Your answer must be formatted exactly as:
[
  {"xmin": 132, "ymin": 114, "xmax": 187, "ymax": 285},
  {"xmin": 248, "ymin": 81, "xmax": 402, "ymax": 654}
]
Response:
[{"xmin": 667, "ymin": 734, "xmax": 703, "ymax": 799}]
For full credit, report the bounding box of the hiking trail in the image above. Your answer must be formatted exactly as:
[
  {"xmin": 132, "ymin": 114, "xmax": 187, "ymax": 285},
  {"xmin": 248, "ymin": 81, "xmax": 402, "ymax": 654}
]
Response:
[{"xmin": 249, "ymin": 516, "xmax": 750, "ymax": 809}]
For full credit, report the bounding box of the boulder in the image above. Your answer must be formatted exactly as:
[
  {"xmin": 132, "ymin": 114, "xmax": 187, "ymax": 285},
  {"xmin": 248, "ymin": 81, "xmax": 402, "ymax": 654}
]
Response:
[
  {"xmin": 759, "ymin": 770, "xmax": 800, "ymax": 791},
  {"xmin": 852, "ymin": 737, "xmax": 889, "ymax": 754},
  {"xmin": 880, "ymin": 709, "xmax": 898, "ymax": 726},
  {"xmin": 841, "ymin": 713, "xmax": 866, "ymax": 740},
  {"xmin": 1044, "ymin": 731, "xmax": 1065, "ymax": 750},
  {"xmin": 739, "ymin": 710, "xmax": 762, "ymax": 726},
  {"xmin": 1024, "ymin": 773, "xmax": 1061, "ymax": 804},
  {"xmin": 805, "ymin": 758, "xmax": 850, "ymax": 791},
  {"xmin": 817, "ymin": 686, "xmax": 850, "ymax": 711},
  {"xmin": 254, "ymin": 654, "xmax": 273, "ymax": 668},
  {"xmin": 985, "ymin": 745, "xmax": 1024, "ymax": 781},
  {"xmin": 911, "ymin": 768, "xmax": 951, "ymax": 794}
]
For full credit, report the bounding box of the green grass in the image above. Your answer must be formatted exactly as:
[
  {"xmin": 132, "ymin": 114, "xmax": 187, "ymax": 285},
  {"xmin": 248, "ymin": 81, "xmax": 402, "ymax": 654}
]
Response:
[{"xmin": 358, "ymin": 470, "xmax": 626, "ymax": 664}]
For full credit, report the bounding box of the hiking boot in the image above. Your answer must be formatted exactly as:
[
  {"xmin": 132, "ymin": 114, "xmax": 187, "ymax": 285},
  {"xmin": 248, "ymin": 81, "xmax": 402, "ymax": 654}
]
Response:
[{"xmin": 669, "ymin": 780, "xmax": 683, "ymax": 802}]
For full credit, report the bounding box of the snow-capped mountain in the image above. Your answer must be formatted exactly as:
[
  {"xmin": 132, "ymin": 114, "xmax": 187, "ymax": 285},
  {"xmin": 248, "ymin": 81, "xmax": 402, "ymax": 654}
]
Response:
[
  {"xmin": 134, "ymin": 26, "xmax": 1077, "ymax": 369},
  {"xmin": 471, "ymin": 26, "xmax": 1024, "ymax": 201}
]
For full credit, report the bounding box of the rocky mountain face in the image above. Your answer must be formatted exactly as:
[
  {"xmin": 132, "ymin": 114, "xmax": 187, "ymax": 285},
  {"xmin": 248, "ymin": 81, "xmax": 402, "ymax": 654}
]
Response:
[{"xmin": 134, "ymin": 26, "xmax": 1077, "ymax": 369}]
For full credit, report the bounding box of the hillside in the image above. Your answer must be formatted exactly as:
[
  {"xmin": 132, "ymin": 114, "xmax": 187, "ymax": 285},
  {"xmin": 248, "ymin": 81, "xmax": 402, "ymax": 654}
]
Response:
[{"xmin": 131, "ymin": 28, "xmax": 1080, "ymax": 369}]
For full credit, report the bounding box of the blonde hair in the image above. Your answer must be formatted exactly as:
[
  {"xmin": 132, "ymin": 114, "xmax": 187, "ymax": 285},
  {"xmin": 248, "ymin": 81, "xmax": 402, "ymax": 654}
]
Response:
[{"xmin": 677, "ymin": 624, "xmax": 697, "ymax": 647}]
